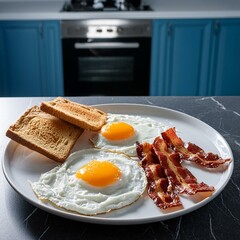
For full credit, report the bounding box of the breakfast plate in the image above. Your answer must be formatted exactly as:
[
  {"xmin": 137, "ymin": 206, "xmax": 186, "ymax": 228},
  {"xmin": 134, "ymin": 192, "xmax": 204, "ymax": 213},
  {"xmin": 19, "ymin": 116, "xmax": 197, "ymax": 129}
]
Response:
[{"xmin": 2, "ymin": 104, "xmax": 233, "ymax": 225}]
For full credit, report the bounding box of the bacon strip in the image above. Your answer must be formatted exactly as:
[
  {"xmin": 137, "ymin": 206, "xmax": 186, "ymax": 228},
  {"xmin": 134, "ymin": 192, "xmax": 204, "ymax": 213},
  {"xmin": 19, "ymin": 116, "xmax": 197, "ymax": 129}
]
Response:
[
  {"xmin": 162, "ymin": 128, "xmax": 231, "ymax": 168},
  {"xmin": 153, "ymin": 137, "xmax": 215, "ymax": 195},
  {"xmin": 136, "ymin": 142, "xmax": 182, "ymax": 209}
]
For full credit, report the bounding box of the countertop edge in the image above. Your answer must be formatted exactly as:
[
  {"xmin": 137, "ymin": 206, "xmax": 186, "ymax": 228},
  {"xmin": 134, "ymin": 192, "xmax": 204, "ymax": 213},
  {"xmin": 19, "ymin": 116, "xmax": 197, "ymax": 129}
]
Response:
[
  {"xmin": 1, "ymin": 0, "xmax": 240, "ymax": 20},
  {"xmin": 1, "ymin": 11, "xmax": 240, "ymax": 21}
]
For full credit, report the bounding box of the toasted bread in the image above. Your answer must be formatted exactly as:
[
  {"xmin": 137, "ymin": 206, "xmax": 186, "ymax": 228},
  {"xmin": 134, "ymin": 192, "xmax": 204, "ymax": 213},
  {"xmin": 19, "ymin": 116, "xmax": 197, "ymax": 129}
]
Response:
[
  {"xmin": 40, "ymin": 97, "xmax": 107, "ymax": 131},
  {"xmin": 6, "ymin": 106, "xmax": 83, "ymax": 162}
]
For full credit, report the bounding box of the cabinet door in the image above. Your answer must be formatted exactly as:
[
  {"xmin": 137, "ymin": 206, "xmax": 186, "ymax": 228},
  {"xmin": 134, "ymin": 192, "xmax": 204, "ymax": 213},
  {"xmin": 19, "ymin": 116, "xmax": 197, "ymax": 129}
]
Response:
[
  {"xmin": 0, "ymin": 21, "xmax": 63, "ymax": 97},
  {"xmin": 0, "ymin": 21, "xmax": 44, "ymax": 96},
  {"xmin": 150, "ymin": 19, "xmax": 212, "ymax": 96},
  {"xmin": 42, "ymin": 21, "xmax": 64, "ymax": 96},
  {"xmin": 0, "ymin": 24, "xmax": 7, "ymax": 96},
  {"xmin": 210, "ymin": 19, "xmax": 240, "ymax": 95}
]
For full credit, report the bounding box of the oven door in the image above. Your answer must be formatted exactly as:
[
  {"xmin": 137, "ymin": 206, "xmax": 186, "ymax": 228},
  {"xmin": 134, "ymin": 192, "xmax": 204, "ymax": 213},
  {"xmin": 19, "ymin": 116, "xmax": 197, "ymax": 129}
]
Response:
[{"xmin": 62, "ymin": 38, "xmax": 151, "ymax": 96}]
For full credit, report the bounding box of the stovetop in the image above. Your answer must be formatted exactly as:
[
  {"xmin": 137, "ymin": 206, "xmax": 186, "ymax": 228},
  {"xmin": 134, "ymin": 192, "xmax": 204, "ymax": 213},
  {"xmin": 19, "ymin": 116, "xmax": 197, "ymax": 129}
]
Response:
[{"xmin": 62, "ymin": 1, "xmax": 152, "ymax": 12}]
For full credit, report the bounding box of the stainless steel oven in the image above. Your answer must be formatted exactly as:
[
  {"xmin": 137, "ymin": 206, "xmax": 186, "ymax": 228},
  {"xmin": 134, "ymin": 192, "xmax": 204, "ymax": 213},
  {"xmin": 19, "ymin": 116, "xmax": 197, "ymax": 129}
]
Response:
[{"xmin": 61, "ymin": 19, "xmax": 152, "ymax": 96}]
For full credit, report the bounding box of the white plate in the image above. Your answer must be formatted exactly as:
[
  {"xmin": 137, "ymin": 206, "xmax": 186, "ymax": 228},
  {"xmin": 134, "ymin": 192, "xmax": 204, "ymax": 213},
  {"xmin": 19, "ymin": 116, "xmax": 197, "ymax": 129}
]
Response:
[{"xmin": 2, "ymin": 104, "xmax": 233, "ymax": 225}]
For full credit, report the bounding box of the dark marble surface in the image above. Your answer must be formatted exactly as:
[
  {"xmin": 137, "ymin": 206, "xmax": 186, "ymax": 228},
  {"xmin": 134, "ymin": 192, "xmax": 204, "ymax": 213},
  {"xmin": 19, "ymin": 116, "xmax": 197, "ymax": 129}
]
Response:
[{"xmin": 1, "ymin": 96, "xmax": 239, "ymax": 240}]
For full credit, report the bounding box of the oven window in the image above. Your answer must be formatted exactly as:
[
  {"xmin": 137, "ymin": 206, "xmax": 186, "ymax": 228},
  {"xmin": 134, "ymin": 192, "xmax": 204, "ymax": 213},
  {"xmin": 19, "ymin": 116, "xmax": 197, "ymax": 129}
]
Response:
[{"xmin": 77, "ymin": 56, "xmax": 134, "ymax": 82}]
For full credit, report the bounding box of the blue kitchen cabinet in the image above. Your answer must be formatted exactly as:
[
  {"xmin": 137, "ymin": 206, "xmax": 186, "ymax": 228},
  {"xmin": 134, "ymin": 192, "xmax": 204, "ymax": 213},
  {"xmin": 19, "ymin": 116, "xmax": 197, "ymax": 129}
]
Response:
[
  {"xmin": 0, "ymin": 20, "xmax": 63, "ymax": 97},
  {"xmin": 151, "ymin": 18, "xmax": 240, "ymax": 96},
  {"xmin": 150, "ymin": 19, "xmax": 212, "ymax": 96},
  {"xmin": 209, "ymin": 19, "xmax": 240, "ymax": 95}
]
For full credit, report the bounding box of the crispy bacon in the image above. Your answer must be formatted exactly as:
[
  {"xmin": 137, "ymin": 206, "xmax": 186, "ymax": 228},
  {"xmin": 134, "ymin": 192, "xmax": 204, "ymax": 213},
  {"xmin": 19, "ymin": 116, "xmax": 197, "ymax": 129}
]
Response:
[
  {"xmin": 162, "ymin": 128, "xmax": 231, "ymax": 168},
  {"xmin": 136, "ymin": 127, "xmax": 230, "ymax": 209},
  {"xmin": 136, "ymin": 142, "xmax": 182, "ymax": 209},
  {"xmin": 152, "ymin": 137, "xmax": 215, "ymax": 195}
]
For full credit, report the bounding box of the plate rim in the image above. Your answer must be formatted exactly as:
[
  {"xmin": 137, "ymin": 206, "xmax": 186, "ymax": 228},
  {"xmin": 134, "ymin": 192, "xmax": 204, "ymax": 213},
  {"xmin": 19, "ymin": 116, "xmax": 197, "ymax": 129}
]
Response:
[{"xmin": 2, "ymin": 103, "xmax": 234, "ymax": 225}]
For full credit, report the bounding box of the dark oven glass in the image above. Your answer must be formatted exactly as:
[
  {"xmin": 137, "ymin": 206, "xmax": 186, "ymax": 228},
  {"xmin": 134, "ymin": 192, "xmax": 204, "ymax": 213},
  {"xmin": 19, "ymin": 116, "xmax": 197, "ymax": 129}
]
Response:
[
  {"xmin": 78, "ymin": 56, "xmax": 134, "ymax": 82},
  {"xmin": 62, "ymin": 38, "xmax": 151, "ymax": 96}
]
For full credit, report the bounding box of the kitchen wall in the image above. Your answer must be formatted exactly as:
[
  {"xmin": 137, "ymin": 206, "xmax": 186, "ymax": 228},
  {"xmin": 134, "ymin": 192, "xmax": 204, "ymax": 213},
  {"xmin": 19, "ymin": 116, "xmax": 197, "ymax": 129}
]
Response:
[
  {"xmin": 0, "ymin": 0, "xmax": 152, "ymax": 2},
  {"xmin": 0, "ymin": 0, "xmax": 62, "ymax": 1},
  {"xmin": 1, "ymin": 0, "xmax": 240, "ymax": 10}
]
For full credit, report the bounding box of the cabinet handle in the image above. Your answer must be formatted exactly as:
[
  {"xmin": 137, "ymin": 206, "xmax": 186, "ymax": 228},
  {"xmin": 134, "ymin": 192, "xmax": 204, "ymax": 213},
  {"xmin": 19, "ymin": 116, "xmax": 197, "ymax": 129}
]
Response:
[
  {"xmin": 39, "ymin": 23, "xmax": 44, "ymax": 38},
  {"xmin": 214, "ymin": 20, "xmax": 220, "ymax": 35},
  {"xmin": 167, "ymin": 23, "xmax": 172, "ymax": 36}
]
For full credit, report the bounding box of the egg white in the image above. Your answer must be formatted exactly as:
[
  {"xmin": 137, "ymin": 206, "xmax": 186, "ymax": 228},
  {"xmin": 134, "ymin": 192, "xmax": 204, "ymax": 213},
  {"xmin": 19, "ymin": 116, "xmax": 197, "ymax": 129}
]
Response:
[
  {"xmin": 31, "ymin": 149, "xmax": 147, "ymax": 215},
  {"xmin": 90, "ymin": 114, "xmax": 167, "ymax": 157}
]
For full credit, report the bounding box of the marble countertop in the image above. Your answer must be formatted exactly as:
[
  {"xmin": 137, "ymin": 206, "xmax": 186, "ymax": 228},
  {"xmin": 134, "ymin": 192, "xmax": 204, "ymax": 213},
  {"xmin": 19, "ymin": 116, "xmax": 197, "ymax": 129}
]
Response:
[
  {"xmin": 1, "ymin": 0, "xmax": 240, "ymax": 20},
  {"xmin": 1, "ymin": 96, "xmax": 240, "ymax": 239}
]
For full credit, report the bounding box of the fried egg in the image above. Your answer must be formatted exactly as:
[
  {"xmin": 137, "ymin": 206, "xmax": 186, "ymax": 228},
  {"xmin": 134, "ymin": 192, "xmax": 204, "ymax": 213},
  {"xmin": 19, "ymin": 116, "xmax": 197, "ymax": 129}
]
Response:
[
  {"xmin": 31, "ymin": 149, "xmax": 147, "ymax": 215},
  {"xmin": 90, "ymin": 114, "xmax": 166, "ymax": 157}
]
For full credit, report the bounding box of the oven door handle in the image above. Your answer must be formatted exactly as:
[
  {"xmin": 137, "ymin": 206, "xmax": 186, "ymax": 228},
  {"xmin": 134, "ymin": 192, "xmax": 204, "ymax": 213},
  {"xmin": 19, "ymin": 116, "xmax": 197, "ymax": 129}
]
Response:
[{"xmin": 74, "ymin": 42, "xmax": 140, "ymax": 49}]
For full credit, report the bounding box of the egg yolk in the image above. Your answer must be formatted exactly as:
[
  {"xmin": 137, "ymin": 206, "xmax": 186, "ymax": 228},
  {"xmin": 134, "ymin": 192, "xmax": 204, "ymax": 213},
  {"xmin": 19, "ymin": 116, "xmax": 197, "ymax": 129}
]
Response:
[
  {"xmin": 76, "ymin": 160, "xmax": 122, "ymax": 187},
  {"xmin": 101, "ymin": 122, "xmax": 135, "ymax": 141}
]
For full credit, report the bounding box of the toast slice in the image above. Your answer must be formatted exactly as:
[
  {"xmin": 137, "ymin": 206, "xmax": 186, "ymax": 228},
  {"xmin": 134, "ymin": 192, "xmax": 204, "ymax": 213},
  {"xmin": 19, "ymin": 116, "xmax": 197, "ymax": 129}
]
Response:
[
  {"xmin": 6, "ymin": 106, "xmax": 83, "ymax": 162},
  {"xmin": 40, "ymin": 97, "xmax": 107, "ymax": 131}
]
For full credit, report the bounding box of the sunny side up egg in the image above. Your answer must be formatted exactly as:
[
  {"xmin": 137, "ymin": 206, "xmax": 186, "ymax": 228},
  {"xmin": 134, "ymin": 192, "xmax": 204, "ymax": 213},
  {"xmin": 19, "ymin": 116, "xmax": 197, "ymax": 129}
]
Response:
[
  {"xmin": 90, "ymin": 114, "xmax": 167, "ymax": 157},
  {"xmin": 31, "ymin": 149, "xmax": 147, "ymax": 215}
]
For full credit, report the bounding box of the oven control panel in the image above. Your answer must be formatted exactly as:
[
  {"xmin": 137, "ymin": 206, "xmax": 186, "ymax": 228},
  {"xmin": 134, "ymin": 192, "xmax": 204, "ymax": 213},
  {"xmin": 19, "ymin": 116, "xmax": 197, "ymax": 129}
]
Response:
[{"xmin": 61, "ymin": 19, "xmax": 152, "ymax": 38}]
